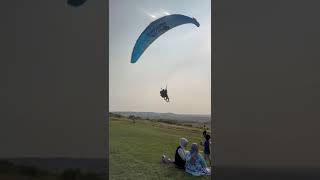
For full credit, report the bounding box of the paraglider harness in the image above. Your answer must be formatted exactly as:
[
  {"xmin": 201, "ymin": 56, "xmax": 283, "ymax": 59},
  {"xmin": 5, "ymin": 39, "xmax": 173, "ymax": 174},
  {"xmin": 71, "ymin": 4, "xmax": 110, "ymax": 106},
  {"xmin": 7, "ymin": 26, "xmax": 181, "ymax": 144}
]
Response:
[{"xmin": 160, "ymin": 86, "xmax": 170, "ymax": 102}]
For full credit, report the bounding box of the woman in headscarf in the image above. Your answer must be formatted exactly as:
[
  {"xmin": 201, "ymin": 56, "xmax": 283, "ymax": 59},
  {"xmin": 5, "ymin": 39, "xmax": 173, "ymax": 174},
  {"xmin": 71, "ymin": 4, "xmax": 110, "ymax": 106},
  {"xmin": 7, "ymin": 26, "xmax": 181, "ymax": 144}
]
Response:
[
  {"xmin": 185, "ymin": 143, "xmax": 211, "ymax": 176},
  {"xmin": 174, "ymin": 138, "xmax": 188, "ymax": 169},
  {"xmin": 162, "ymin": 138, "xmax": 188, "ymax": 169}
]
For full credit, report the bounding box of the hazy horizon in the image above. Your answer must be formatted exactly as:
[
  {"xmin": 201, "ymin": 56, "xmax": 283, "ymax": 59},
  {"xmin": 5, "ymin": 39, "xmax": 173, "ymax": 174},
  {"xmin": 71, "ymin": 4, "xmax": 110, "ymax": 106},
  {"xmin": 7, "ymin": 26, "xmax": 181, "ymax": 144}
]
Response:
[
  {"xmin": 109, "ymin": 0, "xmax": 211, "ymax": 115},
  {"xmin": 110, "ymin": 110, "xmax": 211, "ymax": 116}
]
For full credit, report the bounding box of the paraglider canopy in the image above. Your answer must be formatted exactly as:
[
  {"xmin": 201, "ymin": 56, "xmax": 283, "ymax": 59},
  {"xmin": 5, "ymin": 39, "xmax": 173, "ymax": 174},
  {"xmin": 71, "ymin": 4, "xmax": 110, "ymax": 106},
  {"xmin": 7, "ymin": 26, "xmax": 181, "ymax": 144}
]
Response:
[
  {"xmin": 131, "ymin": 14, "xmax": 200, "ymax": 64},
  {"xmin": 67, "ymin": 0, "xmax": 87, "ymax": 7}
]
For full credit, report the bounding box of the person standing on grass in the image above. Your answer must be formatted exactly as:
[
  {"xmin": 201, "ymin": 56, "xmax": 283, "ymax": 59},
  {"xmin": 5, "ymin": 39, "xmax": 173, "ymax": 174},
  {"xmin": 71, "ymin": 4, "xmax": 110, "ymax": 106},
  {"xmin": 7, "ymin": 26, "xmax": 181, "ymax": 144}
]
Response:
[
  {"xmin": 204, "ymin": 134, "xmax": 211, "ymax": 165},
  {"xmin": 200, "ymin": 130, "xmax": 206, "ymax": 145}
]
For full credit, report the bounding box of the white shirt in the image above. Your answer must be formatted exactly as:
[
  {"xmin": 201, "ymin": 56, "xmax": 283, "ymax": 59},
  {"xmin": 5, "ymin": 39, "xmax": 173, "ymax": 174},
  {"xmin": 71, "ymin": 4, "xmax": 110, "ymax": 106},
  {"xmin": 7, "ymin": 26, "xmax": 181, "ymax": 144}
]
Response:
[{"xmin": 178, "ymin": 145, "xmax": 187, "ymax": 160}]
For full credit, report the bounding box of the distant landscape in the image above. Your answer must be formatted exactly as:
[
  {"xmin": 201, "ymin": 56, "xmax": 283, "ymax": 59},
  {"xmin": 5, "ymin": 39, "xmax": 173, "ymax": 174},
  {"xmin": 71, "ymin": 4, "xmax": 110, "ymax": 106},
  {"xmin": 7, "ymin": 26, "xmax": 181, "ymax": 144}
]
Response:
[{"xmin": 111, "ymin": 111, "xmax": 211, "ymax": 123}]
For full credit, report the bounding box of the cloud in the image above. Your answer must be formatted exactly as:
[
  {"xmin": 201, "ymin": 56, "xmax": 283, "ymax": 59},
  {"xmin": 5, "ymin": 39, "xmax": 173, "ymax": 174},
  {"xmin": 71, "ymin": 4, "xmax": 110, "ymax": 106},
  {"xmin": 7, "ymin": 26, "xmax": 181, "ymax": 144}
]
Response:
[{"xmin": 139, "ymin": 8, "xmax": 171, "ymax": 19}]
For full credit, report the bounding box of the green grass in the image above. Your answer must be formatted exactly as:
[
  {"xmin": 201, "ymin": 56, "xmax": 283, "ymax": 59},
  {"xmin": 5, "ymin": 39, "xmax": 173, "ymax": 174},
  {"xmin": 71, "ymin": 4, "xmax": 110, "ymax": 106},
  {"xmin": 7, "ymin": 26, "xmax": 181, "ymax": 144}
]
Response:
[{"xmin": 109, "ymin": 117, "xmax": 211, "ymax": 180}]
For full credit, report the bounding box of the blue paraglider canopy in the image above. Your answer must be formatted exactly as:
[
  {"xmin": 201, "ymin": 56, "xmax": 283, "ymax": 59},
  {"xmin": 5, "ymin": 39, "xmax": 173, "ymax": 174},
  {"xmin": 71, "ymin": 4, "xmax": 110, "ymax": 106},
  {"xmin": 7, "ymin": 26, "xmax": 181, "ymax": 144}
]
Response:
[
  {"xmin": 67, "ymin": 0, "xmax": 87, "ymax": 7},
  {"xmin": 131, "ymin": 14, "xmax": 200, "ymax": 63}
]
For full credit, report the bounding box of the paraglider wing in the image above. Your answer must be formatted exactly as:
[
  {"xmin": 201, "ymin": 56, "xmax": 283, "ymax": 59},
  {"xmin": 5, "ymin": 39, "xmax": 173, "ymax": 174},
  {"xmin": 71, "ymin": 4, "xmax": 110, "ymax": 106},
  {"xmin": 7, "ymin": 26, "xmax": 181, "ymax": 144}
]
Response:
[{"xmin": 131, "ymin": 14, "xmax": 200, "ymax": 63}]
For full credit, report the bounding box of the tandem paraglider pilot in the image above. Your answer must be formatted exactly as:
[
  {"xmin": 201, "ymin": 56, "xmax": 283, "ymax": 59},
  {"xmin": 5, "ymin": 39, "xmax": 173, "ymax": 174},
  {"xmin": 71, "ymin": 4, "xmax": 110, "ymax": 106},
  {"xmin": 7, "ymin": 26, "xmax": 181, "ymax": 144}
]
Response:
[{"xmin": 160, "ymin": 88, "xmax": 170, "ymax": 102}]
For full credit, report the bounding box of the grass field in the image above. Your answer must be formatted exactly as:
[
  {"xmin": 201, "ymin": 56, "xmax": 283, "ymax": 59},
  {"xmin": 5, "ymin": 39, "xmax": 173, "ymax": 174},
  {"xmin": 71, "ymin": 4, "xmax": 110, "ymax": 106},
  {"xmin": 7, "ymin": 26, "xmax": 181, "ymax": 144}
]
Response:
[{"xmin": 109, "ymin": 116, "xmax": 211, "ymax": 180}]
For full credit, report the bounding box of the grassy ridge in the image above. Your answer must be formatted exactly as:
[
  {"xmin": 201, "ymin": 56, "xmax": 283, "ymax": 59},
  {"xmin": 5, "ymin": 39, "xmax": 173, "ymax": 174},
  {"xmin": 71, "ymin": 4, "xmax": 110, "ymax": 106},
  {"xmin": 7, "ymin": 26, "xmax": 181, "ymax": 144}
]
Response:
[{"xmin": 109, "ymin": 117, "xmax": 211, "ymax": 180}]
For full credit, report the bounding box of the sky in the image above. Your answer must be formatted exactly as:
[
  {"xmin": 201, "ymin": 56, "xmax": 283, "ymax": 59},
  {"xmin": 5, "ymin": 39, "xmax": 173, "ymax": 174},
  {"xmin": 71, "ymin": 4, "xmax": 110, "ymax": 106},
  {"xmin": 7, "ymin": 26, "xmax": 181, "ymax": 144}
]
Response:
[{"xmin": 109, "ymin": 0, "xmax": 211, "ymax": 115}]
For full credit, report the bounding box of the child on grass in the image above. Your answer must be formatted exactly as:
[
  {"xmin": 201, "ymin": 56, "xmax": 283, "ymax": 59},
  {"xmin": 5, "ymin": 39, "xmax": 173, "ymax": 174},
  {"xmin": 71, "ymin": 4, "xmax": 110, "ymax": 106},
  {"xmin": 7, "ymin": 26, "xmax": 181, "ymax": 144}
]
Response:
[
  {"xmin": 204, "ymin": 134, "xmax": 211, "ymax": 165},
  {"xmin": 200, "ymin": 130, "xmax": 207, "ymax": 146}
]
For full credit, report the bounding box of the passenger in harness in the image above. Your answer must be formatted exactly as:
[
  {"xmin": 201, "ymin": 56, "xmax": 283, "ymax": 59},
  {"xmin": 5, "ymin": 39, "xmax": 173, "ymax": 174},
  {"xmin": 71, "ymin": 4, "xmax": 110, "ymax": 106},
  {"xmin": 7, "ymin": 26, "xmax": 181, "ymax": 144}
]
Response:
[{"xmin": 160, "ymin": 87, "xmax": 170, "ymax": 102}]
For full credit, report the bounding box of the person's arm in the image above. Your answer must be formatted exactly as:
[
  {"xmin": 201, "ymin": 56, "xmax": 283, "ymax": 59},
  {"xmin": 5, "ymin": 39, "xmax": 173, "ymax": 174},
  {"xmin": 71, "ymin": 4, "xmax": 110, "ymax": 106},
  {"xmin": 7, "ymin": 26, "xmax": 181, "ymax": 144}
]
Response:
[
  {"xmin": 185, "ymin": 151, "xmax": 191, "ymax": 162},
  {"xmin": 178, "ymin": 148, "xmax": 186, "ymax": 160}
]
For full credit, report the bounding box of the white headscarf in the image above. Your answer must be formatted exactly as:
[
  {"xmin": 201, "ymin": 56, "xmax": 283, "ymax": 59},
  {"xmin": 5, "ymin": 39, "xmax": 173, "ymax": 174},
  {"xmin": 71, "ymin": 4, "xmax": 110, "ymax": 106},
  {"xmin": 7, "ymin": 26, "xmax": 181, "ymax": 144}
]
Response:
[{"xmin": 180, "ymin": 138, "xmax": 188, "ymax": 148}]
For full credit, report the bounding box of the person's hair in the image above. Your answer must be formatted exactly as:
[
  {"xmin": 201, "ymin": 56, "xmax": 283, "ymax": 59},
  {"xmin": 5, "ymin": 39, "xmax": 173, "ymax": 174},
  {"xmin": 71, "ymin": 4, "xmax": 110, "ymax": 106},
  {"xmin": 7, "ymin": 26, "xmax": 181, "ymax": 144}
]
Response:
[
  {"xmin": 191, "ymin": 143, "xmax": 198, "ymax": 152},
  {"xmin": 203, "ymin": 130, "xmax": 207, "ymax": 136},
  {"xmin": 205, "ymin": 134, "xmax": 211, "ymax": 141},
  {"xmin": 190, "ymin": 143, "xmax": 199, "ymax": 163},
  {"xmin": 189, "ymin": 143, "xmax": 199, "ymax": 164}
]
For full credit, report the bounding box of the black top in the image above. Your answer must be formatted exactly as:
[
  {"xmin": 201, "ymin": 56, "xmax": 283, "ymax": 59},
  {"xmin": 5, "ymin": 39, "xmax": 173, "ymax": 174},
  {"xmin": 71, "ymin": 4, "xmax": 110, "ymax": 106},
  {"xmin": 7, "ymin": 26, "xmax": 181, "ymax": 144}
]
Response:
[{"xmin": 174, "ymin": 146, "xmax": 186, "ymax": 169}]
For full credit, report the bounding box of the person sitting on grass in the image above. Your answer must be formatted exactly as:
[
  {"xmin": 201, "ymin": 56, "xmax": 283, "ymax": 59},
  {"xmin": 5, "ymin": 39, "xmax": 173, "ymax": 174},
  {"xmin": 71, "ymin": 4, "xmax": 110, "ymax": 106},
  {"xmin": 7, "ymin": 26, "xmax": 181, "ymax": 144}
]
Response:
[
  {"xmin": 185, "ymin": 143, "xmax": 211, "ymax": 176},
  {"xmin": 174, "ymin": 138, "xmax": 188, "ymax": 169},
  {"xmin": 162, "ymin": 138, "xmax": 189, "ymax": 170}
]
